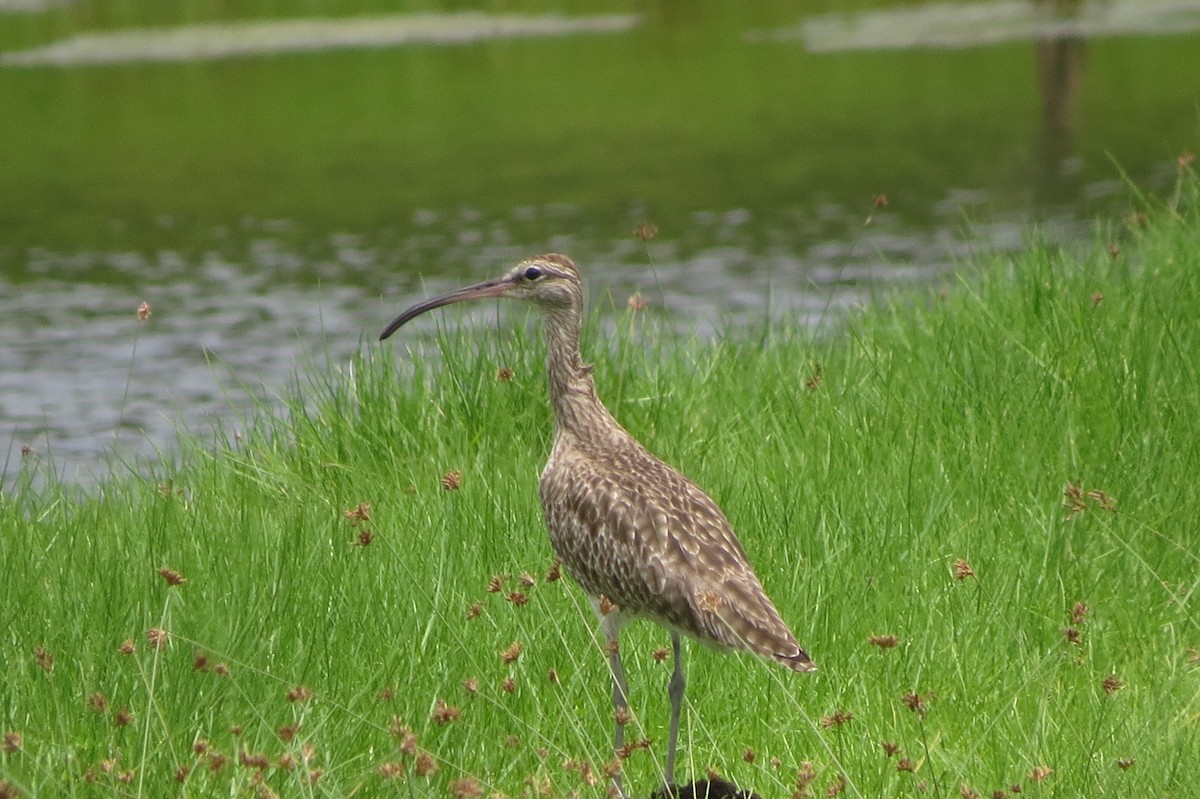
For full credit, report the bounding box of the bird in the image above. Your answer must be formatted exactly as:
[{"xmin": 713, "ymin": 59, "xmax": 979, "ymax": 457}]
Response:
[{"xmin": 380, "ymin": 254, "xmax": 815, "ymax": 795}]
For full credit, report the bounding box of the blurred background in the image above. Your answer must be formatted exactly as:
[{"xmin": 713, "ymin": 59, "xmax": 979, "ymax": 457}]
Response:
[{"xmin": 2, "ymin": 0, "xmax": 1198, "ymax": 484}]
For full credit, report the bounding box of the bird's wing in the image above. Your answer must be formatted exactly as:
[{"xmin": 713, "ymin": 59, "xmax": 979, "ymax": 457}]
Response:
[{"xmin": 541, "ymin": 441, "xmax": 810, "ymax": 666}]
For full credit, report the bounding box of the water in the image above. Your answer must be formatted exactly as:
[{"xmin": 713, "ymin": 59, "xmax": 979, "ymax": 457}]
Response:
[{"xmin": 1, "ymin": 1, "xmax": 1198, "ymax": 485}]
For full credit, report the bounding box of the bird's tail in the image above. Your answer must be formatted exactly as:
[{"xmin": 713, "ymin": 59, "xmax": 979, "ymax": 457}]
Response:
[{"xmin": 775, "ymin": 647, "xmax": 817, "ymax": 673}]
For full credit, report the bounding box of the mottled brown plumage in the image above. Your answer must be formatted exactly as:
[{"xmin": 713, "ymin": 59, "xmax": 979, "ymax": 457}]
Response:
[{"xmin": 381, "ymin": 254, "xmax": 814, "ymax": 794}]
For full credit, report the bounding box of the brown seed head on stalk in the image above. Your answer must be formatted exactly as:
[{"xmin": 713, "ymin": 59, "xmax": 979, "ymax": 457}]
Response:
[
  {"xmin": 1102, "ymin": 674, "xmax": 1124, "ymax": 695},
  {"xmin": 497, "ymin": 366, "xmax": 514, "ymax": 382},
  {"xmin": 137, "ymin": 301, "xmax": 152, "ymax": 321},
  {"xmin": 868, "ymin": 634, "xmax": 899, "ymax": 650},
  {"xmin": 465, "ymin": 603, "xmax": 483, "ymax": 620},
  {"xmin": 545, "ymin": 559, "xmax": 561, "ymax": 583},
  {"xmin": 118, "ymin": 639, "xmax": 135, "ymax": 655},
  {"xmin": 501, "ymin": 641, "xmax": 523, "ymax": 664},
  {"xmin": 953, "ymin": 559, "xmax": 975, "ymax": 581},
  {"xmin": 1028, "ymin": 766, "xmax": 1053, "ymax": 784},
  {"xmin": 598, "ymin": 595, "xmax": 616, "ymax": 615},
  {"xmin": 873, "ymin": 194, "xmax": 889, "ymax": 208},
  {"xmin": 506, "ymin": 591, "xmax": 528, "ymax": 606},
  {"xmin": 441, "ymin": 470, "xmax": 462, "ymax": 490},
  {"xmin": 344, "ymin": 503, "xmax": 371, "ymax": 523},
  {"xmin": 1179, "ymin": 150, "xmax": 1196, "ymax": 170},
  {"xmin": 379, "ymin": 762, "xmax": 406, "ymax": 779},
  {"xmin": 820, "ymin": 710, "xmax": 854, "ymax": 729},
  {"xmin": 881, "ymin": 741, "xmax": 900, "ymax": 757},
  {"xmin": 431, "ymin": 698, "xmax": 461, "ymax": 724},
  {"xmin": 158, "ymin": 567, "xmax": 186, "ymax": 586},
  {"xmin": 627, "ymin": 293, "xmax": 649, "ymax": 311},
  {"xmin": 1071, "ymin": 601, "xmax": 1089, "ymax": 625},
  {"xmin": 1116, "ymin": 758, "xmax": 1135, "ymax": 770},
  {"xmin": 634, "ymin": 223, "xmax": 658, "ymax": 242},
  {"xmin": 414, "ymin": 751, "xmax": 438, "ymax": 777},
  {"xmin": 286, "ymin": 685, "xmax": 312, "ymax": 703},
  {"xmin": 2, "ymin": 732, "xmax": 22, "ymax": 753},
  {"xmin": 450, "ymin": 777, "xmax": 484, "ymax": 799},
  {"xmin": 33, "ymin": 646, "xmax": 53, "ymax": 672},
  {"xmin": 146, "ymin": 628, "xmax": 168, "ymax": 649},
  {"xmin": 652, "ymin": 646, "xmax": 669, "ymax": 662}
]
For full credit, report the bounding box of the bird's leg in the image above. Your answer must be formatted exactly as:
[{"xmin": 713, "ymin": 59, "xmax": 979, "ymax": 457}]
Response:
[
  {"xmin": 602, "ymin": 615, "xmax": 630, "ymax": 798},
  {"xmin": 665, "ymin": 631, "xmax": 685, "ymax": 788},
  {"xmin": 607, "ymin": 635, "xmax": 629, "ymax": 761}
]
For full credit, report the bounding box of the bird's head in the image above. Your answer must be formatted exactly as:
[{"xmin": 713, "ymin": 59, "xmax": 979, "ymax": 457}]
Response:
[{"xmin": 380, "ymin": 253, "xmax": 581, "ymax": 340}]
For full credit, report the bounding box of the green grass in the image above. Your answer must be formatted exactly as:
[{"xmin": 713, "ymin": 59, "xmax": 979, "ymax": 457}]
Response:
[{"xmin": 2, "ymin": 178, "xmax": 1199, "ymax": 799}]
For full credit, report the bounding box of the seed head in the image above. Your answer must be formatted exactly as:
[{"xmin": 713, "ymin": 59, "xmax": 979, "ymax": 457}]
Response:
[
  {"xmin": 441, "ymin": 470, "xmax": 462, "ymax": 490},
  {"xmin": 1102, "ymin": 674, "xmax": 1123, "ymax": 695},
  {"xmin": 1179, "ymin": 151, "xmax": 1196, "ymax": 170},
  {"xmin": 501, "ymin": 641, "xmax": 523, "ymax": 664},
  {"xmin": 487, "ymin": 575, "xmax": 504, "ymax": 593},
  {"xmin": 1063, "ymin": 626, "xmax": 1082, "ymax": 645},
  {"xmin": 450, "ymin": 777, "xmax": 484, "ymax": 798},
  {"xmin": 627, "ymin": 293, "xmax": 649, "ymax": 311},
  {"xmin": 146, "ymin": 627, "xmax": 168, "ymax": 649},
  {"xmin": 634, "ymin": 223, "xmax": 658, "ymax": 242},
  {"xmin": 379, "ymin": 762, "xmax": 406, "ymax": 779},
  {"xmin": 868, "ymin": 634, "xmax": 899, "ymax": 650},
  {"xmin": 547, "ymin": 668, "xmax": 559, "ymax": 684},
  {"xmin": 1070, "ymin": 602, "xmax": 1089, "ymax": 624},
  {"xmin": 137, "ymin": 301, "xmax": 152, "ymax": 321},
  {"xmin": 743, "ymin": 748, "xmax": 756, "ymax": 763},
  {"xmin": 1106, "ymin": 243, "xmax": 1120, "ymax": 259},
  {"xmin": 174, "ymin": 765, "xmax": 190, "ymax": 783},
  {"xmin": 431, "ymin": 698, "xmax": 461, "ymax": 725},
  {"xmin": 502, "ymin": 677, "xmax": 516, "ymax": 694},
  {"xmin": 545, "ymin": 560, "xmax": 561, "ymax": 582},
  {"xmin": 118, "ymin": 639, "xmax": 136, "ymax": 655},
  {"xmin": 20, "ymin": 444, "xmax": 32, "ymax": 457},
  {"xmin": 87, "ymin": 692, "xmax": 108, "ymax": 713},
  {"xmin": 652, "ymin": 646, "xmax": 669, "ymax": 662},
  {"xmin": 896, "ymin": 758, "xmax": 915, "ymax": 773},
  {"xmin": 820, "ymin": 710, "xmax": 854, "ymax": 729},
  {"xmin": 1115, "ymin": 758, "xmax": 1135, "ymax": 770},
  {"xmin": 505, "ymin": 591, "xmax": 528, "ymax": 606},
  {"xmin": 158, "ymin": 567, "xmax": 186, "ymax": 586},
  {"xmin": 462, "ymin": 677, "xmax": 479, "ymax": 695},
  {"xmin": 873, "ymin": 194, "xmax": 889, "ymax": 208},
  {"xmin": 497, "ymin": 367, "xmax": 514, "ymax": 382},
  {"xmin": 33, "ymin": 646, "xmax": 53, "ymax": 672},
  {"xmin": 239, "ymin": 751, "xmax": 269, "ymax": 770},
  {"xmin": 353, "ymin": 529, "xmax": 374, "ymax": 546},
  {"xmin": 598, "ymin": 595, "xmax": 616, "ymax": 615},
  {"xmin": 344, "ymin": 502, "xmax": 371, "ymax": 523},
  {"xmin": 277, "ymin": 724, "xmax": 298, "ymax": 742},
  {"xmin": 465, "ymin": 603, "xmax": 483, "ymax": 620},
  {"xmin": 285, "ymin": 685, "xmax": 312, "ymax": 703},
  {"xmin": 1027, "ymin": 766, "xmax": 1053, "ymax": 784},
  {"xmin": 953, "ymin": 559, "xmax": 975, "ymax": 581},
  {"xmin": 1091, "ymin": 291, "xmax": 1105, "ymax": 305},
  {"xmin": 114, "ymin": 708, "xmax": 134, "ymax": 727},
  {"xmin": 881, "ymin": 741, "xmax": 900, "ymax": 757},
  {"xmin": 414, "ymin": 751, "xmax": 438, "ymax": 777},
  {"xmin": 1, "ymin": 732, "xmax": 22, "ymax": 753}
]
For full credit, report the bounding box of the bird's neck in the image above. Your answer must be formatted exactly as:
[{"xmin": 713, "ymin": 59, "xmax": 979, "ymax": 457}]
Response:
[{"xmin": 543, "ymin": 306, "xmax": 618, "ymax": 443}]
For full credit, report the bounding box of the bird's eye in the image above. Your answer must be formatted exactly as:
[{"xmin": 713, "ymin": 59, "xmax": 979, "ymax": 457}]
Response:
[{"xmin": 523, "ymin": 266, "xmax": 543, "ymax": 281}]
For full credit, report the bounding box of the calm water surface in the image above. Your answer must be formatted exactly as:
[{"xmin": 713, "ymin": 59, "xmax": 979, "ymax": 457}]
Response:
[{"xmin": 1, "ymin": 2, "xmax": 1198, "ymax": 485}]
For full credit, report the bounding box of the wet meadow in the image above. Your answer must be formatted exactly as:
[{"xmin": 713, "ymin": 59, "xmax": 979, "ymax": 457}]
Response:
[{"xmin": 3, "ymin": 174, "xmax": 1198, "ymax": 797}]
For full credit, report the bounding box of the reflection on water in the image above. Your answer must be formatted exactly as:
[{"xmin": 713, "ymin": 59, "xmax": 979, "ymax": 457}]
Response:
[
  {"xmin": 1, "ymin": 2, "xmax": 1197, "ymax": 486},
  {"xmin": 0, "ymin": 13, "xmax": 640, "ymax": 66}
]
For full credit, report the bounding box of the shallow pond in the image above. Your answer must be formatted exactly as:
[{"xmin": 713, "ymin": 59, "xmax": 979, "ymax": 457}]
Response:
[{"xmin": 1, "ymin": 1, "xmax": 1198, "ymax": 484}]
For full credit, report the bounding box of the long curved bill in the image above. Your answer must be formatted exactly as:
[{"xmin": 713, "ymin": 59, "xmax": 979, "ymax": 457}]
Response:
[{"xmin": 379, "ymin": 276, "xmax": 512, "ymax": 341}]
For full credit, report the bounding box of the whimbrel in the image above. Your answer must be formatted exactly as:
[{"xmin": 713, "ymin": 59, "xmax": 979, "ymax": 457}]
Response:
[{"xmin": 380, "ymin": 254, "xmax": 815, "ymax": 793}]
